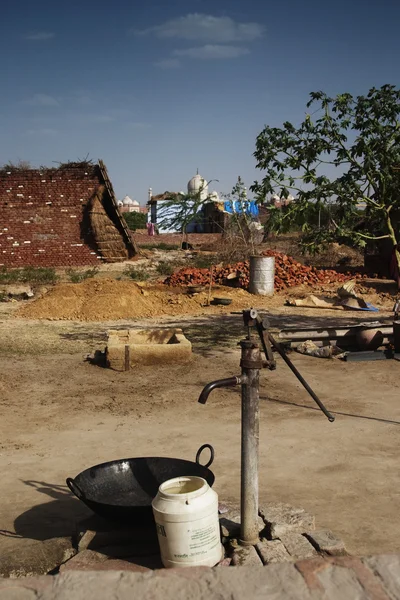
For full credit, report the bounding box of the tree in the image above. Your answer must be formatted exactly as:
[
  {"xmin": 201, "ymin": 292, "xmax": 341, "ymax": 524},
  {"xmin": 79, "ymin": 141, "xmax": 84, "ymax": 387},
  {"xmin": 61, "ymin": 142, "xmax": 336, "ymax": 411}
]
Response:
[
  {"xmin": 123, "ymin": 211, "xmax": 147, "ymax": 231},
  {"xmin": 222, "ymin": 176, "xmax": 263, "ymax": 255},
  {"xmin": 251, "ymin": 84, "xmax": 400, "ymax": 267}
]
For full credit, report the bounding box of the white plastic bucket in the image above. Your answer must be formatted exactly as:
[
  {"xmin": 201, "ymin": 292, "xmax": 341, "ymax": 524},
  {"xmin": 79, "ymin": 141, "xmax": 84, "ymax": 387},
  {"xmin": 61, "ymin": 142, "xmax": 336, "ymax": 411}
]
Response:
[
  {"xmin": 249, "ymin": 256, "xmax": 275, "ymax": 295},
  {"xmin": 152, "ymin": 476, "xmax": 222, "ymax": 568}
]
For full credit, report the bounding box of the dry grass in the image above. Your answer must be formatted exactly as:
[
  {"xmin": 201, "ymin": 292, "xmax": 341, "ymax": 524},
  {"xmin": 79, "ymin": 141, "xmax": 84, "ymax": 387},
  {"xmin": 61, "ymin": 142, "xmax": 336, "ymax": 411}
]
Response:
[{"xmin": 89, "ymin": 187, "xmax": 129, "ymax": 261}]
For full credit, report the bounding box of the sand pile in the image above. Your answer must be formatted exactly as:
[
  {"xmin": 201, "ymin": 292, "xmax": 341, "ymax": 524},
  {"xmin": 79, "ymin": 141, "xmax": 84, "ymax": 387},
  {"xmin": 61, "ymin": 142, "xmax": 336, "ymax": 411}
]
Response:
[{"xmin": 16, "ymin": 278, "xmax": 257, "ymax": 321}]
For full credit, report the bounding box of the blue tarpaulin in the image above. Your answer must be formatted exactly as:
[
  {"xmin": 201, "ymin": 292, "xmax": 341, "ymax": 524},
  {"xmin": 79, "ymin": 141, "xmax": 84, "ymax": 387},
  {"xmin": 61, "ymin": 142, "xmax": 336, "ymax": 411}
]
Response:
[{"xmin": 223, "ymin": 200, "xmax": 259, "ymax": 217}]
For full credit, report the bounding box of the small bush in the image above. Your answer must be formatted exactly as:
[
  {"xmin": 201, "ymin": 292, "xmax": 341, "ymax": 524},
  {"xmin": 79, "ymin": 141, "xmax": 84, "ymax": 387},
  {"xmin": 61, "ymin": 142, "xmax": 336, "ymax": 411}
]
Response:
[
  {"xmin": 66, "ymin": 267, "xmax": 99, "ymax": 283},
  {"xmin": 156, "ymin": 261, "xmax": 175, "ymax": 276},
  {"xmin": 0, "ymin": 266, "xmax": 58, "ymax": 285},
  {"xmin": 124, "ymin": 267, "xmax": 151, "ymax": 281}
]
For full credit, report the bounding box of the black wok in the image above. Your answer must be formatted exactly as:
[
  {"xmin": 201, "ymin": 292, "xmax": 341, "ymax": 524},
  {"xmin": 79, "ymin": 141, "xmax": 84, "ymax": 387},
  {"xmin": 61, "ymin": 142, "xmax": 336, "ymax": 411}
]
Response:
[{"xmin": 66, "ymin": 444, "xmax": 215, "ymax": 524}]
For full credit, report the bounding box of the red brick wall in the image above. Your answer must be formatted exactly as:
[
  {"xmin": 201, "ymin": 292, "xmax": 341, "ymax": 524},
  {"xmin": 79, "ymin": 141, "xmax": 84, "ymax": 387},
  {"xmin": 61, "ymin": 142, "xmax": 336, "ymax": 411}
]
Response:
[{"xmin": 0, "ymin": 167, "xmax": 104, "ymax": 267}]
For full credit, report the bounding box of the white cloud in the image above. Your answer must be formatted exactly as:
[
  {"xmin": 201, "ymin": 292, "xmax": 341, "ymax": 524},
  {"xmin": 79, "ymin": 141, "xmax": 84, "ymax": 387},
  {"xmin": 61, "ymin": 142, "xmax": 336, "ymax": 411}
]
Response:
[
  {"xmin": 136, "ymin": 14, "xmax": 264, "ymax": 43},
  {"xmin": 25, "ymin": 32, "xmax": 55, "ymax": 41},
  {"xmin": 23, "ymin": 94, "xmax": 60, "ymax": 107},
  {"xmin": 154, "ymin": 58, "xmax": 181, "ymax": 69},
  {"xmin": 173, "ymin": 45, "xmax": 250, "ymax": 60}
]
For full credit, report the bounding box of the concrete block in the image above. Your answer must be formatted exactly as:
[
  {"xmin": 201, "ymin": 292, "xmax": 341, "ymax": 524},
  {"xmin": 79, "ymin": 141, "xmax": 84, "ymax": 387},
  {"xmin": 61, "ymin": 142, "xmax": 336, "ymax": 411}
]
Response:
[
  {"xmin": 229, "ymin": 541, "xmax": 263, "ymax": 567},
  {"xmin": 317, "ymin": 561, "xmax": 379, "ymax": 600},
  {"xmin": 106, "ymin": 328, "xmax": 192, "ymax": 370},
  {"xmin": 256, "ymin": 539, "xmax": 292, "ymax": 565},
  {"xmin": 219, "ymin": 503, "xmax": 265, "ymax": 541},
  {"xmin": 1, "ymin": 558, "xmax": 398, "ymax": 599},
  {"xmin": 363, "ymin": 555, "xmax": 400, "ymax": 600},
  {"xmin": 0, "ymin": 536, "xmax": 75, "ymax": 578},
  {"xmin": 60, "ymin": 550, "xmax": 108, "ymax": 571},
  {"xmin": 61, "ymin": 550, "xmax": 151, "ymax": 573},
  {"xmin": 279, "ymin": 533, "xmax": 318, "ymax": 560},
  {"xmin": 259, "ymin": 502, "xmax": 315, "ymax": 539},
  {"xmin": 305, "ymin": 530, "xmax": 347, "ymax": 556}
]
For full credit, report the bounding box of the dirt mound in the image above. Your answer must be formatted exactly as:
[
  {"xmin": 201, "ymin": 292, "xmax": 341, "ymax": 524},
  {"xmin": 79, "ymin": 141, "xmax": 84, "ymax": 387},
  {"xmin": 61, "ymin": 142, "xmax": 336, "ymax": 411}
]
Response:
[
  {"xmin": 16, "ymin": 278, "xmax": 262, "ymax": 321},
  {"xmin": 165, "ymin": 250, "xmax": 358, "ymax": 291}
]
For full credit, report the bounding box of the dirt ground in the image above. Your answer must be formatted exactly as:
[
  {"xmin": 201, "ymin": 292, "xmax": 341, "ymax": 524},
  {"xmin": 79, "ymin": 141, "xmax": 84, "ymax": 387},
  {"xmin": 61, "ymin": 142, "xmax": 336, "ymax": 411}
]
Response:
[{"xmin": 1, "ymin": 289, "xmax": 399, "ymax": 558}]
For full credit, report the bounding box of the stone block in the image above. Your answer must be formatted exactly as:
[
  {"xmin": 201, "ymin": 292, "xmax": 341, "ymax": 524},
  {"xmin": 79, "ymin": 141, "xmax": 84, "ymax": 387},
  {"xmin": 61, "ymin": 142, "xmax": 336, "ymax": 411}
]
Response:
[
  {"xmin": 60, "ymin": 550, "xmax": 108, "ymax": 571},
  {"xmin": 0, "ymin": 284, "xmax": 33, "ymax": 298},
  {"xmin": 106, "ymin": 328, "xmax": 192, "ymax": 370},
  {"xmin": 305, "ymin": 530, "xmax": 347, "ymax": 556},
  {"xmin": 256, "ymin": 539, "xmax": 292, "ymax": 565},
  {"xmin": 279, "ymin": 533, "xmax": 318, "ymax": 560},
  {"xmin": 61, "ymin": 550, "xmax": 151, "ymax": 573},
  {"xmin": 229, "ymin": 541, "xmax": 263, "ymax": 567},
  {"xmin": 219, "ymin": 504, "xmax": 266, "ymax": 541},
  {"xmin": 0, "ymin": 536, "xmax": 75, "ymax": 578},
  {"xmin": 363, "ymin": 555, "xmax": 400, "ymax": 600},
  {"xmin": 259, "ymin": 502, "xmax": 315, "ymax": 539}
]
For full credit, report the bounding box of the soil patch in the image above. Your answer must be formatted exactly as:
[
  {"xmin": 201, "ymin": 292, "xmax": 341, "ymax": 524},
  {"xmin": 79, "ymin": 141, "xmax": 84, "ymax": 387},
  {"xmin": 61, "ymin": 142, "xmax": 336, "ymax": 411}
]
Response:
[{"xmin": 16, "ymin": 279, "xmax": 278, "ymax": 321}]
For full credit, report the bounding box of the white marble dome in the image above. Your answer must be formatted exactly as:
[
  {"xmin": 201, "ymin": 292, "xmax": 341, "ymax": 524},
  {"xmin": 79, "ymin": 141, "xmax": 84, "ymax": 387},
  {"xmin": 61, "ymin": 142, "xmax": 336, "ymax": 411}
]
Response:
[
  {"xmin": 122, "ymin": 195, "xmax": 140, "ymax": 207},
  {"xmin": 187, "ymin": 173, "xmax": 208, "ymax": 200}
]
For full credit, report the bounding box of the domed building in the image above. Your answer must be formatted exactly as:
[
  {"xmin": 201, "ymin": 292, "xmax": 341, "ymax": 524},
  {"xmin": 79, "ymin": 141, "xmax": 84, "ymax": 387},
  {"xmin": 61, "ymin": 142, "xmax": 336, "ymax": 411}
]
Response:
[
  {"xmin": 187, "ymin": 172, "xmax": 208, "ymax": 200},
  {"xmin": 148, "ymin": 170, "xmax": 224, "ymax": 233},
  {"xmin": 120, "ymin": 195, "xmax": 140, "ymax": 214}
]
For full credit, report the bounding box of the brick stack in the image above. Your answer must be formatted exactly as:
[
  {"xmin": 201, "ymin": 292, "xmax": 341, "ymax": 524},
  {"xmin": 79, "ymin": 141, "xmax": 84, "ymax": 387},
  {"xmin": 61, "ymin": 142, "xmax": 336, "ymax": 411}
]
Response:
[
  {"xmin": 165, "ymin": 250, "xmax": 357, "ymax": 291},
  {"xmin": 0, "ymin": 166, "xmax": 103, "ymax": 267}
]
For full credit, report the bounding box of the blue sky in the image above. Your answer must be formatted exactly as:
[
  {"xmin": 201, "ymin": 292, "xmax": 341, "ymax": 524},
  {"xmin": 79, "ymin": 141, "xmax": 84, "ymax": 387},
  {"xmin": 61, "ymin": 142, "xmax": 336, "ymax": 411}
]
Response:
[{"xmin": 1, "ymin": 0, "xmax": 399, "ymax": 204}]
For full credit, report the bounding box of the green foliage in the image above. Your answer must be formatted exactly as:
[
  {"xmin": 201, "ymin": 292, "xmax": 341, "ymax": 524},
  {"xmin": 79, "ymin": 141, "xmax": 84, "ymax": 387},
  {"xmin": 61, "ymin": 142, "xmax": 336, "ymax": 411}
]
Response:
[
  {"xmin": 156, "ymin": 261, "xmax": 175, "ymax": 276},
  {"xmin": 0, "ymin": 266, "xmax": 58, "ymax": 284},
  {"xmin": 123, "ymin": 211, "xmax": 147, "ymax": 231},
  {"xmin": 66, "ymin": 267, "xmax": 99, "ymax": 283},
  {"xmin": 251, "ymin": 84, "xmax": 400, "ymax": 256},
  {"xmin": 124, "ymin": 266, "xmax": 150, "ymax": 281}
]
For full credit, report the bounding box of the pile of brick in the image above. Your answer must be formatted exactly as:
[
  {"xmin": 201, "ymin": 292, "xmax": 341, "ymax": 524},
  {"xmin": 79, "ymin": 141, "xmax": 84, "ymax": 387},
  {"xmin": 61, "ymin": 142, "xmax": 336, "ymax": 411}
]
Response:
[{"xmin": 165, "ymin": 250, "xmax": 357, "ymax": 292}]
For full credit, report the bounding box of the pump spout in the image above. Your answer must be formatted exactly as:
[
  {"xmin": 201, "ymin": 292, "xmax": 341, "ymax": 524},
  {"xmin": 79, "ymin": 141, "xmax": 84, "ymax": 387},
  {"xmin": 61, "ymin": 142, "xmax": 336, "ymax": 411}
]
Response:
[{"xmin": 198, "ymin": 376, "xmax": 241, "ymax": 404}]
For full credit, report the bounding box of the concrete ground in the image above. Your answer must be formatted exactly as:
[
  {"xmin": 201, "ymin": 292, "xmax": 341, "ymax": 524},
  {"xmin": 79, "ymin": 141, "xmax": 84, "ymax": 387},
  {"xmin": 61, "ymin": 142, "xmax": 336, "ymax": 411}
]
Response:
[{"xmin": 0, "ymin": 304, "xmax": 399, "ymax": 557}]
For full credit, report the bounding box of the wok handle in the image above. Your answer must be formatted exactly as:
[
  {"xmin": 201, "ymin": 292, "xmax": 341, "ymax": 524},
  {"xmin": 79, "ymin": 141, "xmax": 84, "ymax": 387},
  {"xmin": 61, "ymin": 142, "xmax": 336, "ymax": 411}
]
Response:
[
  {"xmin": 66, "ymin": 477, "xmax": 85, "ymax": 501},
  {"xmin": 196, "ymin": 444, "xmax": 215, "ymax": 468}
]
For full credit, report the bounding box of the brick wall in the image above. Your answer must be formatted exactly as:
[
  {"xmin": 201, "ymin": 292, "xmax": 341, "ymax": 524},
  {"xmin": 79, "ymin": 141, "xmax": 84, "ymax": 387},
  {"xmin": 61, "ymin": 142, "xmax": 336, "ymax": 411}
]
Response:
[{"xmin": 0, "ymin": 167, "xmax": 104, "ymax": 267}]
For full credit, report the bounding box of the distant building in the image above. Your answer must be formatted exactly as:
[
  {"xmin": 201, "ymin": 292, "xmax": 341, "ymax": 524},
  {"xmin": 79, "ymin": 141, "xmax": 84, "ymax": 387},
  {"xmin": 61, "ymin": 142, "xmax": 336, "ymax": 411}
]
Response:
[
  {"xmin": 269, "ymin": 193, "xmax": 295, "ymax": 208},
  {"xmin": 118, "ymin": 195, "xmax": 140, "ymax": 213},
  {"xmin": 147, "ymin": 171, "xmax": 261, "ymax": 234},
  {"xmin": 148, "ymin": 171, "xmax": 224, "ymax": 233}
]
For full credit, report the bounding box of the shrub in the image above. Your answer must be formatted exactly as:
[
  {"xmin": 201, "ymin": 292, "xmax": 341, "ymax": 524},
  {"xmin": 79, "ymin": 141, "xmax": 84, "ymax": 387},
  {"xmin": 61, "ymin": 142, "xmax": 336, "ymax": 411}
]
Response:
[
  {"xmin": 123, "ymin": 212, "xmax": 147, "ymax": 231},
  {"xmin": 124, "ymin": 266, "xmax": 150, "ymax": 281},
  {"xmin": 156, "ymin": 261, "xmax": 175, "ymax": 276},
  {"xmin": 0, "ymin": 267, "xmax": 58, "ymax": 285},
  {"xmin": 66, "ymin": 267, "xmax": 99, "ymax": 283}
]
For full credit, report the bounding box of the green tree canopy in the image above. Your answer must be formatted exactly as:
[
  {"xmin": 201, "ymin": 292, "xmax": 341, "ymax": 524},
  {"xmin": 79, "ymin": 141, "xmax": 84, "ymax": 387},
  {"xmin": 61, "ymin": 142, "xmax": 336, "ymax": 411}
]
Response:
[{"xmin": 251, "ymin": 85, "xmax": 400, "ymax": 262}]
